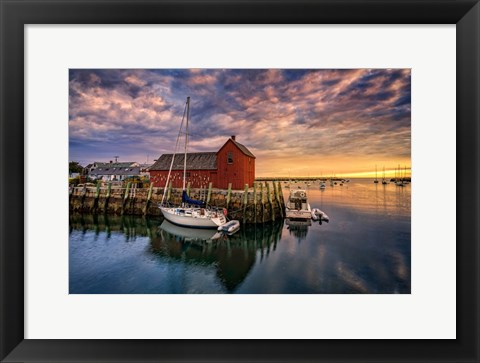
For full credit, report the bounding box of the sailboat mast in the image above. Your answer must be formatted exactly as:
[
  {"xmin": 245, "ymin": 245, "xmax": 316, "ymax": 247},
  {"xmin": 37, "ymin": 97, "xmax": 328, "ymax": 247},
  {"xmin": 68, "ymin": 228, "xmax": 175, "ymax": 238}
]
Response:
[
  {"xmin": 161, "ymin": 99, "xmax": 188, "ymax": 205},
  {"xmin": 183, "ymin": 97, "xmax": 190, "ymax": 191}
]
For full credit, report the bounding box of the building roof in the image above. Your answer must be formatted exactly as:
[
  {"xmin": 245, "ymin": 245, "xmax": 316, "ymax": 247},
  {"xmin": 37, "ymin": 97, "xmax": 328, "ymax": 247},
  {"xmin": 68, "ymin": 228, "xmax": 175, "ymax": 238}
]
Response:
[
  {"xmin": 149, "ymin": 152, "xmax": 217, "ymax": 171},
  {"xmin": 94, "ymin": 162, "xmax": 137, "ymax": 168},
  {"xmin": 230, "ymin": 139, "xmax": 255, "ymax": 158},
  {"xmin": 89, "ymin": 166, "xmax": 141, "ymax": 176}
]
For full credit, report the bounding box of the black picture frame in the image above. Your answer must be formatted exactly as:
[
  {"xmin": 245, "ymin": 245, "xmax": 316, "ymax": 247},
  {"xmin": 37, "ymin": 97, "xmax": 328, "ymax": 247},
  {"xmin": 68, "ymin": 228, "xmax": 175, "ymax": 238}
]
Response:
[{"xmin": 1, "ymin": 1, "xmax": 479, "ymax": 362}]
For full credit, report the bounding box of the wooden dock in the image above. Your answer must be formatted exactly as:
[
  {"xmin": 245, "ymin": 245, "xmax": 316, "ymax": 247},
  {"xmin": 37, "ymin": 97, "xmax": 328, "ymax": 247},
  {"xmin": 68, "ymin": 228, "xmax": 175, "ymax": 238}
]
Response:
[{"xmin": 69, "ymin": 181, "xmax": 286, "ymax": 224}]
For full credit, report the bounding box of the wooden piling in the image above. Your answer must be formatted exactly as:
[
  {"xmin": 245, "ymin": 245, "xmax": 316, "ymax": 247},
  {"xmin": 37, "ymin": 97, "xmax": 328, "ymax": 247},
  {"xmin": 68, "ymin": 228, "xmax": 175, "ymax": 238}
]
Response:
[
  {"xmin": 243, "ymin": 183, "xmax": 249, "ymax": 224},
  {"xmin": 274, "ymin": 181, "xmax": 283, "ymax": 218},
  {"xmin": 253, "ymin": 182, "xmax": 257, "ymax": 224},
  {"xmin": 267, "ymin": 182, "xmax": 274, "ymax": 222},
  {"xmin": 124, "ymin": 182, "xmax": 131, "ymax": 201},
  {"xmin": 80, "ymin": 185, "xmax": 87, "ymax": 211},
  {"xmin": 206, "ymin": 182, "xmax": 212, "ymax": 205},
  {"xmin": 167, "ymin": 181, "xmax": 172, "ymax": 202},
  {"xmin": 226, "ymin": 183, "xmax": 232, "ymax": 209},
  {"xmin": 104, "ymin": 183, "xmax": 111, "ymax": 212},
  {"xmin": 277, "ymin": 181, "xmax": 285, "ymax": 213},
  {"xmin": 143, "ymin": 183, "xmax": 154, "ymax": 215},
  {"xmin": 147, "ymin": 183, "xmax": 153, "ymax": 201},
  {"xmin": 260, "ymin": 183, "xmax": 265, "ymax": 223},
  {"xmin": 93, "ymin": 184, "xmax": 100, "ymax": 212},
  {"xmin": 122, "ymin": 182, "xmax": 131, "ymax": 215}
]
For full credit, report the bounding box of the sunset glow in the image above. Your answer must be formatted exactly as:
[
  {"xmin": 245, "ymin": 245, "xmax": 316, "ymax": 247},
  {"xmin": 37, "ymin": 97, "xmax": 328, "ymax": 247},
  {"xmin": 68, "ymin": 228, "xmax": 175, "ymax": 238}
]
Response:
[{"xmin": 69, "ymin": 69, "xmax": 411, "ymax": 177}]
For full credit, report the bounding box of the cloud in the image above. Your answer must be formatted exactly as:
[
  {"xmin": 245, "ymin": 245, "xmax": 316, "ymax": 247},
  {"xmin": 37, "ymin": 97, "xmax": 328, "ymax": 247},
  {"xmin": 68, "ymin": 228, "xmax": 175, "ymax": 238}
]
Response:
[{"xmin": 69, "ymin": 69, "xmax": 411, "ymax": 175}]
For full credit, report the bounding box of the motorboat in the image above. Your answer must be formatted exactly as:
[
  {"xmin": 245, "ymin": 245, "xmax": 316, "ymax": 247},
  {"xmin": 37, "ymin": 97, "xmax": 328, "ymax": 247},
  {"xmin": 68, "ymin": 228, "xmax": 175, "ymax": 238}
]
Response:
[{"xmin": 285, "ymin": 189, "xmax": 312, "ymax": 220}]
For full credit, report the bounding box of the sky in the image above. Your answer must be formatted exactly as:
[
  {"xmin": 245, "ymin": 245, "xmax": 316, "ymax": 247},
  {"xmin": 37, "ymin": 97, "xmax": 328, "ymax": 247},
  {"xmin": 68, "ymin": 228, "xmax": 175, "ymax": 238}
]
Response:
[{"xmin": 69, "ymin": 69, "xmax": 411, "ymax": 178}]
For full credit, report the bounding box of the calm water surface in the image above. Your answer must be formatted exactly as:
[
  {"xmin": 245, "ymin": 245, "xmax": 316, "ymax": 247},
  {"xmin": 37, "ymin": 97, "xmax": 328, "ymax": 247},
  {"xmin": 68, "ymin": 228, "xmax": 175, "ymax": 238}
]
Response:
[{"xmin": 69, "ymin": 179, "xmax": 410, "ymax": 294}]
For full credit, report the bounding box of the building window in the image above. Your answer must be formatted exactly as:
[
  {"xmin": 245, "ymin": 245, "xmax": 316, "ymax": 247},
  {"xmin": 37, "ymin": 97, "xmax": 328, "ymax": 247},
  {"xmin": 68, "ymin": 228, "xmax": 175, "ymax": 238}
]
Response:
[{"xmin": 227, "ymin": 152, "xmax": 233, "ymax": 164}]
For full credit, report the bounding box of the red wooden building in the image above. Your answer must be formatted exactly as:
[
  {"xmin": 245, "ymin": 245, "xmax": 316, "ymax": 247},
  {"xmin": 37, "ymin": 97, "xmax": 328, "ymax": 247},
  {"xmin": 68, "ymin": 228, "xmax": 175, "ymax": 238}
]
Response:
[{"xmin": 149, "ymin": 136, "xmax": 255, "ymax": 190}]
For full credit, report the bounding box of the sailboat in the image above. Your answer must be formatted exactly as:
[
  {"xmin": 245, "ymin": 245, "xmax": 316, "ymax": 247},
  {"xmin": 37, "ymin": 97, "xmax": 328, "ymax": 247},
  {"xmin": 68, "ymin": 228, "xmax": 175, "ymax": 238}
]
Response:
[
  {"xmin": 374, "ymin": 165, "xmax": 379, "ymax": 183},
  {"xmin": 403, "ymin": 165, "xmax": 410, "ymax": 184},
  {"xmin": 382, "ymin": 166, "xmax": 388, "ymax": 184},
  {"xmin": 159, "ymin": 97, "xmax": 227, "ymax": 228},
  {"xmin": 395, "ymin": 164, "xmax": 404, "ymax": 186}
]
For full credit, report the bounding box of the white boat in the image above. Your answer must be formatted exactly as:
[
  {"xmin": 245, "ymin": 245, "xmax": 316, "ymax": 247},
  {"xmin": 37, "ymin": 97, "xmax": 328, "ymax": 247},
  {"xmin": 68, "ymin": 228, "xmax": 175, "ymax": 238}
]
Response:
[
  {"xmin": 285, "ymin": 218, "xmax": 311, "ymax": 227},
  {"xmin": 160, "ymin": 206, "xmax": 227, "ymax": 228},
  {"xmin": 218, "ymin": 220, "xmax": 240, "ymax": 234},
  {"xmin": 311, "ymin": 208, "xmax": 330, "ymax": 222},
  {"xmin": 320, "ymin": 182, "xmax": 326, "ymax": 189},
  {"xmin": 285, "ymin": 189, "xmax": 312, "ymax": 220},
  {"xmin": 159, "ymin": 97, "xmax": 227, "ymax": 229}
]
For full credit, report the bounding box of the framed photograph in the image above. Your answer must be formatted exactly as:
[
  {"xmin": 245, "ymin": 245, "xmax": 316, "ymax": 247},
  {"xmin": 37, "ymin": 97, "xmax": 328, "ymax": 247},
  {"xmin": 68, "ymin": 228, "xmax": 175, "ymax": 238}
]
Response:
[{"xmin": 1, "ymin": 0, "xmax": 478, "ymax": 362}]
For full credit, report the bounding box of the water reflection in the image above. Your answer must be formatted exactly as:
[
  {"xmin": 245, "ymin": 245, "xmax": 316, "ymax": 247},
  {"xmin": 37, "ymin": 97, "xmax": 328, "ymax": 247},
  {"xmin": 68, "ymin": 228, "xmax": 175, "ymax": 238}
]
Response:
[
  {"xmin": 285, "ymin": 218, "xmax": 311, "ymax": 241},
  {"xmin": 69, "ymin": 214, "xmax": 159, "ymax": 241},
  {"xmin": 69, "ymin": 179, "xmax": 411, "ymax": 294},
  {"xmin": 153, "ymin": 220, "xmax": 283, "ymax": 292},
  {"xmin": 69, "ymin": 214, "xmax": 284, "ymax": 293}
]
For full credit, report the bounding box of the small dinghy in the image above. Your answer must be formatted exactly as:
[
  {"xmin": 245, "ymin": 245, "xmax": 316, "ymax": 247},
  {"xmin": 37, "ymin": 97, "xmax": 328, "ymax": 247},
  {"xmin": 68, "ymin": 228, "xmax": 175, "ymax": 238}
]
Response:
[
  {"xmin": 311, "ymin": 208, "xmax": 330, "ymax": 222},
  {"xmin": 218, "ymin": 220, "xmax": 240, "ymax": 234}
]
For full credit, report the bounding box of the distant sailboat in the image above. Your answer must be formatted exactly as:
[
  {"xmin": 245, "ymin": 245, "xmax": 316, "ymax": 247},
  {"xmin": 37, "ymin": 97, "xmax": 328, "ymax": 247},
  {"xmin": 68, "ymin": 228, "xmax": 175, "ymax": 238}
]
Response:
[
  {"xmin": 382, "ymin": 166, "xmax": 388, "ymax": 184},
  {"xmin": 403, "ymin": 165, "xmax": 410, "ymax": 184},
  {"xmin": 395, "ymin": 164, "xmax": 404, "ymax": 186},
  {"xmin": 374, "ymin": 165, "xmax": 379, "ymax": 183}
]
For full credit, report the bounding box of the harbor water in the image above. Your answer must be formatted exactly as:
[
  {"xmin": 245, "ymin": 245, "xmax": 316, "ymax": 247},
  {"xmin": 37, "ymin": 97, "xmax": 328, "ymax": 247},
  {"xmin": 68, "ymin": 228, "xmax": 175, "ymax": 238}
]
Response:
[{"xmin": 69, "ymin": 179, "xmax": 410, "ymax": 294}]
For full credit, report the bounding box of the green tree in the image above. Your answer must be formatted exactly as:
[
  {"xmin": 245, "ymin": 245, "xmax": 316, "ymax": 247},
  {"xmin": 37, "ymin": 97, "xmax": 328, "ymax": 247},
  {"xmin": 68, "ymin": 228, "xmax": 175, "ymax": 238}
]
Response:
[{"xmin": 69, "ymin": 161, "xmax": 84, "ymax": 175}]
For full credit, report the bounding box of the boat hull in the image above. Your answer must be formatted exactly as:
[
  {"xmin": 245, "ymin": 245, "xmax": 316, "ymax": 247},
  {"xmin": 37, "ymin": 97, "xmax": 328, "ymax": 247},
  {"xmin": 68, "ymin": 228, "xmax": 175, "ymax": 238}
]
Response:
[
  {"xmin": 160, "ymin": 220, "xmax": 221, "ymax": 240},
  {"xmin": 160, "ymin": 207, "xmax": 226, "ymax": 228},
  {"xmin": 285, "ymin": 209, "xmax": 312, "ymax": 220}
]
